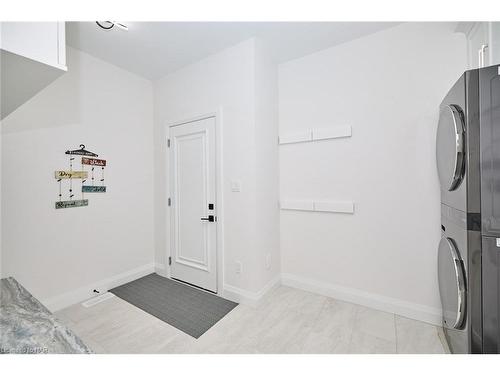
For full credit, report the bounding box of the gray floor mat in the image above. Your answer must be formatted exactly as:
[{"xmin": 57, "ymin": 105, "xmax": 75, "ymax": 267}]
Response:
[{"xmin": 109, "ymin": 273, "xmax": 238, "ymax": 338}]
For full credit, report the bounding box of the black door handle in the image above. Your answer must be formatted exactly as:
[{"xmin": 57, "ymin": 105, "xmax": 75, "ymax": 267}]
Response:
[{"xmin": 201, "ymin": 215, "xmax": 215, "ymax": 222}]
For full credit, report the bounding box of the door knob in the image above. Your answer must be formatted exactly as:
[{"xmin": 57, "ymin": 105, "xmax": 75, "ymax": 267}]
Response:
[{"xmin": 201, "ymin": 215, "xmax": 215, "ymax": 222}]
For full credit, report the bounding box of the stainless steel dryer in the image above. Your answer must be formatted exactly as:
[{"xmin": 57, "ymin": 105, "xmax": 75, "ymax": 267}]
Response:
[
  {"xmin": 436, "ymin": 68, "xmax": 482, "ymax": 354},
  {"xmin": 437, "ymin": 64, "xmax": 500, "ymax": 354}
]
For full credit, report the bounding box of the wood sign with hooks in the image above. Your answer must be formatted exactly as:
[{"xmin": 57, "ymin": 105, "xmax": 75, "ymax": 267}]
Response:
[
  {"xmin": 82, "ymin": 157, "xmax": 106, "ymax": 167},
  {"xmin": 55, "ymin": 144, "xmax": 107, "ymax": 209},
  {"xmin": 55, "ymin": 171, "xmax": 88, "ymax": 179},
  {"xmin": 82, "ymin": 186, "xmax": 106, "ymax": 193},
  {"xmin": 55, "ymin": 199, "xmax": 89, "ymax": 209}
]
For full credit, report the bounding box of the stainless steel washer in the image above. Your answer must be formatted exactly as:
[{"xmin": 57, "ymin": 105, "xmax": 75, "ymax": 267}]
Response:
[
  {"xmin": 439, "ymin": 204, "xmax": 468, "ymax": 353},
  {"xmin": 436, "ymin": 68, "xmax": 482, "ymax": 354}
]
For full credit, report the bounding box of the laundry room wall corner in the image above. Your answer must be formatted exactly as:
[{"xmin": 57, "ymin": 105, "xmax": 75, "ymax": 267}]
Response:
[{"xmin": 278, "ymin": 22, "xmax": 468, "ymax": 321}]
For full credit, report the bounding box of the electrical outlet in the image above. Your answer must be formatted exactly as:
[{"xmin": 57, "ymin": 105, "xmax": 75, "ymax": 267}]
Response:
[
  {"xmin": 235, "ymin": 261, "xmax": 242, "ymax": 274},
  {"xmin": 266, "ymin": 254, "xmax": 271, "ymax": 270},
  {"xmin": 231, "ymin": 180, "xmax": 242, "ymax": 192}
]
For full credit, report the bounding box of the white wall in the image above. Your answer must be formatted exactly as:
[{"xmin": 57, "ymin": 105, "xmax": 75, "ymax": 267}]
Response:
[
  {"xmin": 1, "ymin": 47, "xmax": 154, "ymax": 309},
  {"xmin": 254, "ymin": 39, "xmax": 280, "ymax": 289},
  {"xmin": 279, "ymin": 23, "xmax": 467, "ymax": 324},
  {"xmin": 154, "ymin": 38, "xmax": 280, "ymax": 297}
]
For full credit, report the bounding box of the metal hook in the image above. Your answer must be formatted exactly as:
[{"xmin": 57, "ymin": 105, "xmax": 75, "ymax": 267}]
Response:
[{"xmin": 65, "ymin": 144, "xmax": 98, "ymax": 157}]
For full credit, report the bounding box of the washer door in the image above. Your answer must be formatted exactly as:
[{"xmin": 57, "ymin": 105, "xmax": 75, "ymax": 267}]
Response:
[
  {"xmin": 438, "ymin": 237, "xmax": 467, "ymax": 329},
  {"xmin": 436, "ymin": 104, "xmax": 466, "ymax": 191}
]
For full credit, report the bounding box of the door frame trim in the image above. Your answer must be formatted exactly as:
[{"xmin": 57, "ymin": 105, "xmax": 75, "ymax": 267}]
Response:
[{"xmin": 165, "ymin": 109, "xmax": 224, "ymax": 294}]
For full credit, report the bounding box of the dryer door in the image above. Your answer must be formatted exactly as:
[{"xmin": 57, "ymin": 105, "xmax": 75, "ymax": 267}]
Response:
[
  {"xmin": 438, "ymin": 236, "xmax": 467, "ymax": 329},
  {"xmin": 436, "ymin": 104, "xmax": 466, "ymax": 191}
]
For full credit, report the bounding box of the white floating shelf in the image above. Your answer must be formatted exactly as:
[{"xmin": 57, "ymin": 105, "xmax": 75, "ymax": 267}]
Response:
[
  {"xmin": 279, "ymin": 125, "xmax": 351, "ymax": 145},
  {"xmin": 312, "ymin": 126, "xmax": 351, "ymax": 141},
  {"xmin": 278, "ymin": 130, "xmax": 312, "ymax": 145},
  {"xmin": 314, "ymin": 200, "xmax": 354, "ymax": 214},
  {"xmin": 280, "ymin": 200, "xmax": 355, "ymax": 214},
  {"xmin": 280, "ymin": 200, "xmax": 314, "ymax": 211}
]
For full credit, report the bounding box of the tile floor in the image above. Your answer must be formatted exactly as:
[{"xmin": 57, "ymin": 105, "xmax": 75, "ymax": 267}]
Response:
[{"xmin": 55, "ymin": 286, "xmax": 447, "ymax": 354}]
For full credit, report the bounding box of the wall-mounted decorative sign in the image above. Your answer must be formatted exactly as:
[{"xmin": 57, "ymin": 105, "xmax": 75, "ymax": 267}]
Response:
[
  {"xmin": 55, "ymin": 171, "xmax": 88, "ymax": 179},
  {"xmin": 55, "ymin": 144, "xmax": 108, "ymax": 209},
  {"xmin": 82, "ymin": 157, "xmax": 106, "ymax": 166},
  {"xmin": 82, "ymin": 186, "xmax": 106, "ymax": 193},
  {"xmin": 55, "ymin": 199, "xmax": 89, "ymax": 209}
]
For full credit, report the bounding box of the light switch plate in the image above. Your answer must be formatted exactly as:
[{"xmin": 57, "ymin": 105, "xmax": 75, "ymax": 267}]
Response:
[
  {"xmin": 231, "ymin": 180, "xmax": 241, "ymax": 192},
  {"xmin": 496, "ymin": 238, "xmax": 500, "ymax": 247}
]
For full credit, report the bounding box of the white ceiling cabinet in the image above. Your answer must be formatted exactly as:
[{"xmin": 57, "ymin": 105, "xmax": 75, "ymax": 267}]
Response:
[
  {"xmin": 490, "ymin": 23, "xmax": 500, "ymax": 68},
  {"xmin": 1, "ymin": 22, "xmax": 67, "ymax": 119},
  {"xmin": 457, "ymin": 22, "xmax": 500, "ymax": 69}
]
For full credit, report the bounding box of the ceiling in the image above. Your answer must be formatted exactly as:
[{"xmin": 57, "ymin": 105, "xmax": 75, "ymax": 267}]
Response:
[{"xmin": 66, "ymin": 22, "xmax": 399, "ymax": 80}]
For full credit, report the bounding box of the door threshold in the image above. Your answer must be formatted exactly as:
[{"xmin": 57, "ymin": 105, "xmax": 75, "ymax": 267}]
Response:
[{"xmin": 171, "ymin": 277, "xmax": 217, "ymax": 295}]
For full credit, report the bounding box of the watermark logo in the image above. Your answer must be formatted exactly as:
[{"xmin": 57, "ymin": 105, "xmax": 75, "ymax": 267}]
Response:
[{"xmin": 0, "ymin": 346, "xmax": 49, "ymax": 354}]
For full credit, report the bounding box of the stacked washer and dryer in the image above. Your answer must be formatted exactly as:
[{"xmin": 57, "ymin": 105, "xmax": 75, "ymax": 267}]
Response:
[{"xmin": 437, "ymin": 64, "xmax": 500, "ymax": 354}]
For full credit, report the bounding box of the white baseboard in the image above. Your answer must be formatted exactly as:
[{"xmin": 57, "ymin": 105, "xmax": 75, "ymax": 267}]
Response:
[
  {"xmin": 42, "ymin": 263, "xmax": 156, "ymax": 312},
  {"xmin": 41, "ymin": 264, "xmax": 441, "ymax": 326},
  {"xmin": 281, "ymin": 273, "xmax": 442, "ymax": 326},
  {"xmin": 155, "ymin": 263, "xmax": 167, "ymax": 277},
  {"xmin": 222, "ymin": 274, "xmax": 281, "ymax": 307}
]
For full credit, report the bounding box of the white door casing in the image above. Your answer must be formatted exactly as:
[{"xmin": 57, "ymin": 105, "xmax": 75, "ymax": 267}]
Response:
[{"xmin": 169, "ymin": 117, "xmax": 217, "ymax": 292}]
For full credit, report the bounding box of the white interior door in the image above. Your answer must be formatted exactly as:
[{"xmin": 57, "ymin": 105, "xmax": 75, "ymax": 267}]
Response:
[{"xmin": 170, "ymin": 117, "xmax": 217, "ymax": 292}]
